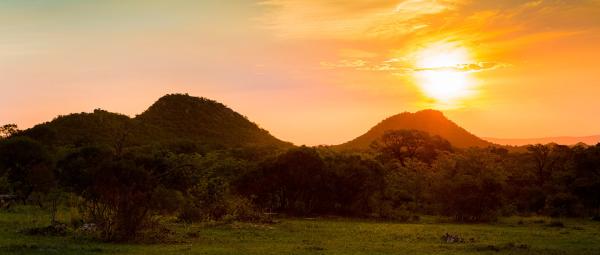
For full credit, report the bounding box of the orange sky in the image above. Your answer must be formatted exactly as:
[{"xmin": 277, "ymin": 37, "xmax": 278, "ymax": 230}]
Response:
[{"xmin": 1, "ymin": 0, "xmax": 600, "ymax": 145}]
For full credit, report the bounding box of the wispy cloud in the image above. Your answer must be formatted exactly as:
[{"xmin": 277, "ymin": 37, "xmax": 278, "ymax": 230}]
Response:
[
  {"xmin": 320, "ymin": 59, "xmax": 368, "ymax": 69},
  {"xmin": 320, "ymin": 58, "xmax": 506, "ymax": 74},
  {"xmin": 259, "ymin": 0, "xmax": 600, "ymax": 62},
  {"xmin": 413, "ymin": 62, "xmax": 507, "ymax": 72},
  {"xmin": 258, "ymin": 0, "xmax": 461, "ymax": 39},
  {"xmin": 320, "ymin": 59, "xmax": 405, "ymax": 72}
]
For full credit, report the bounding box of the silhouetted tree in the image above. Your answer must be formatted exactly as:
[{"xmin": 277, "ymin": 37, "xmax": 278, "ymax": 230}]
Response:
[
  {"xmin": 58, "ymin": 146, "xmax": 200, "ymax": 241},
  {"xmin": 431, "ymin": 149, "xmax": 506, "ymax": 222},
  {"xmin": 371, "ymin": 129, "xmax": 451, "ymax": 165},
  {"xmin": 571, "ymin": 144, "xmax": 600, "ymax": 216},
  {"xmin": 0, "ymin": 124, "xmax": 18, "ymax": 139},
  {"xmin": 527, "ymin": 144, "xmax": 558, "ymax": 186},
  {"xmin": 380, "ymin": 158, "xmax": 431, "ymax": 220},
  {"xmin": 0, "ymin": 137, "xmax": 55, "ymax": 203},
  {"xmin": 322, "ymin": 152, "xmax": 385, "ymax": 216},
  {"xmin": 239, "ymin": 146, "xmax": 332, "ymax": 215}
]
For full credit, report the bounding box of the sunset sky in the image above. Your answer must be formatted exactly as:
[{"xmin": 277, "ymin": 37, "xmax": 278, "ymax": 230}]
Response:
[{"xmin": 2, "ymin": 0, "xmax": 600, "ymax": 145}]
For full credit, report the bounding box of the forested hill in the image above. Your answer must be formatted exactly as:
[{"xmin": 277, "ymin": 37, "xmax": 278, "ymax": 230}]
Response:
[
  {"xmin": 337, "ymin": 109, "xmax": 492, "ymax": 150},
  {"xmin": 20, "ymin": 94, "xmax": 291, "ymax": 150},
  {"xmin": 135, "ymin": 94, "xmax": 291, "ymax": 148}
]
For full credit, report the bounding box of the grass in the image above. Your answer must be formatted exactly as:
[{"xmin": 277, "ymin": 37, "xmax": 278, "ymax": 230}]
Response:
[{"xmin": 0, "ymin": 206, "xmax": 599, "ymax": 254}]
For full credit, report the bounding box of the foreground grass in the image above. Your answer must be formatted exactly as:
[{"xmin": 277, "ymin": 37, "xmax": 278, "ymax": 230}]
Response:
[{"xmin": 0, "ymin": 206, "xmax": 599, "ymax": 254}]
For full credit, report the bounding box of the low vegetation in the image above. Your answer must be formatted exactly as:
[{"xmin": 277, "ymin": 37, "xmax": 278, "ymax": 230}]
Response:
[{"xmin": 1, "ymin": 206, "xmax": 599, "ymax": 254}]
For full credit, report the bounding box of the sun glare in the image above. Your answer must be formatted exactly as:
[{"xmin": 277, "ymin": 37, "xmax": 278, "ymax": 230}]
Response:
[{"xmin": 413, "ymin": 43, "xmax": 476, "ymax": 107}]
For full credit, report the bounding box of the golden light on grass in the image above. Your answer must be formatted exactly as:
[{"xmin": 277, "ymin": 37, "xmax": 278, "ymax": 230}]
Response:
[{"xmin": 413, "ymin": 42, "xmax": 477, "ymax": 108}]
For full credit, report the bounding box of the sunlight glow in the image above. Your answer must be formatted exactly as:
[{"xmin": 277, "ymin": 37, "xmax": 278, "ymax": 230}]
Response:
[{"xmin": 413, "ymin": 42, "xmax": 476, "ymax": 107}]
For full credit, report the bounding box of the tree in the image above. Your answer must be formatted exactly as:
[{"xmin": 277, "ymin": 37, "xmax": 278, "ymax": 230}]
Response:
[
  {"xmin": 527, "ymin": 144, "xmax": 558, "ymax": 186},
  {"xmin": 322, "ymin": 152, "xmax": 385, "ymax": 216},
  {"xmin": 0, "ymin": 137, "xmax": 55, "ymax": 203},
  {"xmin": 431, "ymin": 149, "xmax": 506, "ymax": 222},
  {"xmin": 380, "ymin": 158, "xmax": 431, "ymax": 220},
  {"xmin": 571, "ymin": 144, "xmax": 600, "ymax": 216},
  {"xmin": 0, "ymin": 124, "xmax": 18, "ymax": 139},
  {"xmin": 502, "ymin": 152, "xmax": 546, "ymax": 214},
  {"xmin": 179, "ymin": 151, "xmax": 252, "ymax": 222},
  {"xmin": 239, "ymin": 146, "xmax": 331, "ymax": 215},
  {"xmin": 58, "ymin": 146, "xmax": 199, "ymax": 241},
  {"xmin": 371, "ymin": 129, "xmax": 451, "ymax": 165}
]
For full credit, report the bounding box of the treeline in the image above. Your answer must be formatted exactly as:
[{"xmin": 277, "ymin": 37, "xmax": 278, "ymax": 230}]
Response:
[{"xmin": 1, "ymin": 125, "xmax": 599, "ymax": 241}]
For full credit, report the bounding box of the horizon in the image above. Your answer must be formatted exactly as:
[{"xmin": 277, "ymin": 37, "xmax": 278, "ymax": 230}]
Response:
[
  {"xmin": 8, "ymin": 92, "xmax": 600, "ymax": 147},
  {"xmin": 2, "ymin": 1, "xmax": 600, "ymax": 145}
]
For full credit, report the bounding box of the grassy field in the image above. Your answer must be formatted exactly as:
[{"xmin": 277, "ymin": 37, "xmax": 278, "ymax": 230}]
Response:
[{"xmin": 0, "ymin": 206, "xmax": 599, "ymax": 254}]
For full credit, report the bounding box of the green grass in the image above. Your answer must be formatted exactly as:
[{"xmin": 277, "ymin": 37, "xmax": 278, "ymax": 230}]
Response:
[{"xmin": 0, "ymin": 206, "xmax": 599, "ymax": 254}]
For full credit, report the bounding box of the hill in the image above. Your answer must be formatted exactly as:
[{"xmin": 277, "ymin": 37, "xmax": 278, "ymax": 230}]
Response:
[
  {"xmin": 20, "ymin": 109, "xmax": 143, "ymax": 148},
  {"xmin": 135, "ymin": 94, "xmax": 290, "ymax": 148},
  {"xmin": 20, "ymin": 94, "xmax": 290, "ymax": 150},
  {"xmin": 337, "ymin": 109, "xmax": 492, "ymax": 150}
]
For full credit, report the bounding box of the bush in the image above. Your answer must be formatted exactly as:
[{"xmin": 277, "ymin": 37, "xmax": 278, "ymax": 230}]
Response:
[
  {"xmin": 134, "ymin": 220, "xmax": 176, "ymax": 244},
  {"xmin": 58, "ymin": 147, "xmax": 200, "ymax": 241},
  {"xmin": 378, "ymin": 203, "xmax": 418, "ymax": 222},
  {"xmin": 179, "ymin": 196, "xmax": 268, "ymax": 223},
  {"xmin": 224, "ymin": 196, "xmax": 267, "ymax": 222},
  {"xmin": 178, "ymin": 202, "xmax": 204, "ymax": 223}
]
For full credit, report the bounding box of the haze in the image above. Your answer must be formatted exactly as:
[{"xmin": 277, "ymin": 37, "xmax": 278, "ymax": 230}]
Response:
[{"xmin": 1, "ymin": 0, "xmax": 600, "ymax": 145}]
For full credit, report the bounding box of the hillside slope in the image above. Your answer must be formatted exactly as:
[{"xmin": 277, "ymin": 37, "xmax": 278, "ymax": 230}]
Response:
[
  {"xmin": 337, "ymin": 109, "xmax": 492, "ymax": 150},
  {"xmin": 20, "ymin": 94, "xmax": 291, "ymax": 150},
  {"xmin": 135, "ymin": 94, "xmax": 290, "ymax": 148}
]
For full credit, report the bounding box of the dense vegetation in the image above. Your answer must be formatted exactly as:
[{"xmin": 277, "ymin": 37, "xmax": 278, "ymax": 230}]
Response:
[
  {"xmin": 1, "ymin": 94, "xmax": 599, "ymax": 243},
  {"xmin": 18, "ymin": 94, "xmax": 290, "ymax": 151}
]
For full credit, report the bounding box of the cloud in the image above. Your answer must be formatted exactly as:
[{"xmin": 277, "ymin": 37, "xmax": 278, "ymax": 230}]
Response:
[
  {"xmin": 414, "ymin": 62, "xmax": 506, "ymax": 72},
  {"xmin": 321, "ymin": 58, "xmax": 506, "ymax": 74},
  {"xmin": 257, "ymin": 0, "xmax": 460, "ymax": 39},
  {"xmin": 320, "ymin": 59, "xmax": 404, "ymax": 72},
  {"xmin": 359, "ymin": 63, "xmax": 402, "ymax": 71},
  {"xmin": 258, "ymin": 0, "xmax": 599, "ymax": 45},
  {"xmin": 271, "ymin": 0, "xmax": 597, "ymax": 83},
  {"xmin": 320, "ymin": 59, "xmax": 368, "ymax": 69}
]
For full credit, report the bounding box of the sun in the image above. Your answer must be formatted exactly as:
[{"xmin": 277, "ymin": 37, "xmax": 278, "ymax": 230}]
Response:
[{"xmin": 413, "ymin": 42, "xmax": 476, "ymax": 107}]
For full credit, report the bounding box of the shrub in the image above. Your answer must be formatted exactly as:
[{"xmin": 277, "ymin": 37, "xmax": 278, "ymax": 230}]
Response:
[
  {"xmin": 378, "ymin": 203, "xmax": 418, "ymax": 222},
  {"xmin": 58, "ymin": 147, "xmax": 199, "ymax": 241},
  {"xmin": 224, "ymin": 196, "xmax": 266, "ymax": 222},
  {"xmin": 179, "ymin": 195, "xmax": 268, "ymax": 223},
  {"xmin": 178, "ymin": 202, "xmax": 204, "ymax": 223}
]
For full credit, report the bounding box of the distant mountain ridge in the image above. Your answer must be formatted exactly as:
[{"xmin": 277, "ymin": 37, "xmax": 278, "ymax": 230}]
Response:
[
  {"xmin": 484, "ymin": 136, "xmax": 600, "ymax": 146},
  {"xmin": 337, "ymin": 109, "xmax": 492, "ymax": 150}
]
